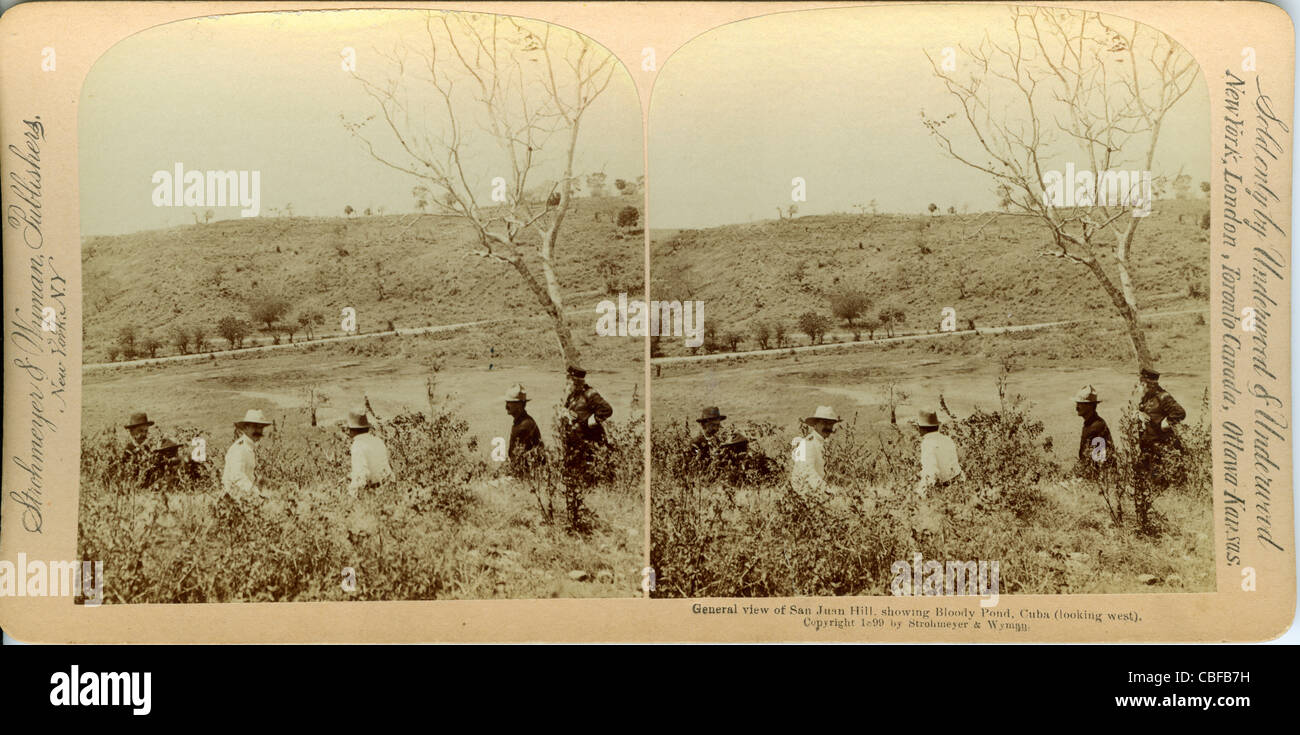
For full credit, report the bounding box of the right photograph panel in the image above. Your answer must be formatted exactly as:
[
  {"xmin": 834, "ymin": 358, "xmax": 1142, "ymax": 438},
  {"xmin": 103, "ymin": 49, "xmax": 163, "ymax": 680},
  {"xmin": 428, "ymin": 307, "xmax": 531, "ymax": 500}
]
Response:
[{"xmin": 648, "ymin": 4, "xmax": 1212, "ymax": 598}]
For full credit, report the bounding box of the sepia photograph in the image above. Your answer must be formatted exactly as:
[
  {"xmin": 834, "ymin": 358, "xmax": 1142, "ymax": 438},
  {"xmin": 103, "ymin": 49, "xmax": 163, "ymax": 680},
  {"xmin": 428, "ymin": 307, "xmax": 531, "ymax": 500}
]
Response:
[
  {"xmin": 0, "ymin": 0, "xmax": 1291, "ymax": 648},
  {"xmin": 75, "ymin": 8, "xmax": 646, "ymax": 602},
  {"xmin": 648, "ymin": 5, "xmax": 1215, "ymax": 598}
]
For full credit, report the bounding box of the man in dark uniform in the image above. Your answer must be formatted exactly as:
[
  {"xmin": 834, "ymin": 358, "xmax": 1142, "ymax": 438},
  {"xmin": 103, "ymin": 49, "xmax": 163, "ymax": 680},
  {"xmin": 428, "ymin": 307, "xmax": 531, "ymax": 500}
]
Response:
[
  {"xmin": 504, "ymin": 384, "xmax": 543, "ymax": 475},
  {"xmin": 564, "ymin": 365, "xmax": 613, "ymax": 443},
  {"xmin": 119, "ymin": 411, "xmax": 163, "ymax": 487},
  {"xmin": 1134, "ymin": 368, "xmax": 1186, "ymax": 531},
  {"xmin": 690, "ymin": 406, "xmax": 727, "ymax": 467},
  {"xmin": 122, "ymin": 412, "xmax": 156, "ymax": 459},
  {"xmin": 1072, "ymin": 385, "xmax": 1114, "ymax": 480},
  {"xmin": 562, "ymin": 365, "xmax": 613, "ymax": 487}
]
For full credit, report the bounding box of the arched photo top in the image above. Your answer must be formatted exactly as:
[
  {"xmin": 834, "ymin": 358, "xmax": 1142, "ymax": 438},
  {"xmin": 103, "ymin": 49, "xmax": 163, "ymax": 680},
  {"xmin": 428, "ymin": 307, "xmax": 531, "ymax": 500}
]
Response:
[
  {"xmin": 79, "ymin": 8, "xmax": 642, "ymax": 237},
  {"xmin": 648, "ymin": 3, "xmax": 1208, "ymax": 230}
]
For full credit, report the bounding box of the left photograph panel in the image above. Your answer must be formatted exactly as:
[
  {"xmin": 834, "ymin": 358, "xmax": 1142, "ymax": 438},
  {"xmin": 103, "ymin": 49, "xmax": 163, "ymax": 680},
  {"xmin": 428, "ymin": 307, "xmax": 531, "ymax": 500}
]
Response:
[{"xmin": 77, "ymin": 9, "xmax": 646, "ymax": 602}]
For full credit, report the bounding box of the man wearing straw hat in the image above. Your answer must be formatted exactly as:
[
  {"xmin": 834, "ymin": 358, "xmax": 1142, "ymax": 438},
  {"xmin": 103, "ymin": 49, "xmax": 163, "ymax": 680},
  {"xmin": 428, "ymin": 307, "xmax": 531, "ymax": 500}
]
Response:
[
  {"xmin": 223, "ymin": 409, "xmax": 272, "ymax": 496},
  {"xmin": 346, "ymin": 410, "xmax": 394, "ymax": 496},
  {"xmin": 505, "ymin": 384, "xmax": 543, "ymax": 474},
  {"xmin": 790, "ymin": 406, "xmax": 840, "ymax": 494},
  {"xmin": 913, "ymin": 409, "xmax": 964, "ymax": 497},
  {"xmin": 1073, "ymin": 385, "xmax": 1114, "ymax": 479}
]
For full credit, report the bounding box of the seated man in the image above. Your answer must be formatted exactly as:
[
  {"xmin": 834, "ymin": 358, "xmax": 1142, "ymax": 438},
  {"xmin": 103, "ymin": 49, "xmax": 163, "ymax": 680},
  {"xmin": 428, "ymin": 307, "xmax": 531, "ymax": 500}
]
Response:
[
  {"xmin": 913, "ymin": 409, "xmax": 964, "ymax": 497},
  {"xmin": 121, "ymin": 411, "xmax": 156, "ymax": 459},
  {"xmin": 690, "ymin": 406, "xmax": 727, "ymax": 466}
]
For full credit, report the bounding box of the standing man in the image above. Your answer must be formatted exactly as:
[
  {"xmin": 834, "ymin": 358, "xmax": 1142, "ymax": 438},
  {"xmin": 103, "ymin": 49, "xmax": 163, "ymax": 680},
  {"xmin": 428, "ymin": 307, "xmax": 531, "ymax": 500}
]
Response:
[
  {"xmin": 223, "ymin": 409, "xmax": 272, "ymax": 497},
  {"xmin": 690, "ymin": 406, "xmax": 727, "ymax": 466},
  {"xmin": 346, "ymin": 410, "xmax": 394, "ymax": 496},
  {"xmin": 1073, "ymin": 385, "xmax": 1114, "ymax": 479},
  {"xmin": 914, "ymin": 409, "xmax": 964, "ymax": 497},
  {"xmin": 1135, "ymin": 368, "xmax": 1186, "ymax": 528},
  {"xmin": 790, "ymin": 405, "xmax": 839, "ymax": 494},
  {"xmin": 505, "ymin": 384, "xmax": 543, "ymax": 474},
  {"xmin": 564, "ymin": 365, "xmax": 614, "ymax": 443},
  {"xmin": 562, "ymin": 365, "xmax": 614, "ymax": 487}
]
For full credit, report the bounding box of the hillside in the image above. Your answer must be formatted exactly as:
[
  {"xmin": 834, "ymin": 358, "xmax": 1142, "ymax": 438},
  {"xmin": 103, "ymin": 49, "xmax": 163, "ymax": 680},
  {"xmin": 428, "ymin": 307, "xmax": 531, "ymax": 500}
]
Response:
[
  {"xmin": 649, "ymin": 200, "xmax": 1210, "ymax": 355},
  {"xmin": 82, "ymin": 196, "xmax": 644, "ymax": 362}
]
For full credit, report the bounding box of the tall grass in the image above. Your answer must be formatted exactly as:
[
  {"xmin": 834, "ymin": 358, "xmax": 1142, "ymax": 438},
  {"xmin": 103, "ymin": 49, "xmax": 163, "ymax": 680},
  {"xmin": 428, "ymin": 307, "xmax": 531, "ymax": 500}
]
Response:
[
  {"xmin": 650, "ymin": 383, "xmax": 1213, "ymax": 598},
  {"xmin": 78, "ymin": 402, "xmax": 644, "ymax": 603}
]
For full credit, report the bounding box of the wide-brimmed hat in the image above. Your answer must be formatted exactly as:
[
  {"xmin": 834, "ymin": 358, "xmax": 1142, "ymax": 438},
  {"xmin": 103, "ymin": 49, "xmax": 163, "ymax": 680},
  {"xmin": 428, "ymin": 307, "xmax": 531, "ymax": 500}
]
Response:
[
  {"xmin": 913, "ymin": 409, "xmax": 941, "ymax": 428},
  {"xmin": 346, "ymin": 411, "xmax": 372, "ymax": 430},
  {"xmin": 696, "ymin": 406, "xmax": 726, "ymax": 423},
  {"xmin": 805, "ymin": 406, "xmax": 841, "ymax": 424},
  {"xmin": 1073, "ymin": 385, "xmax": 1102, "ymax": 403},
  {"xmin": 505, "ymin": 384, "xmax": 528, "ymax": 402},
  {"xmin": 1139, "ymin": 368, "xmax": 1160, "ymax": 380},
  {"xmin": 124, "ymin": 412, "xmax": 154, "ymax": 429},
  {"xmin": 153, "ymin": 440, "xmax": 181, "ymax": 456},
  {"xmin": 234, "ymin": 409, "xmax": 273, "ymax": 427},
  {"xmin": 566, "ymin": 365, "xmax": 587, "ymax": 378}
]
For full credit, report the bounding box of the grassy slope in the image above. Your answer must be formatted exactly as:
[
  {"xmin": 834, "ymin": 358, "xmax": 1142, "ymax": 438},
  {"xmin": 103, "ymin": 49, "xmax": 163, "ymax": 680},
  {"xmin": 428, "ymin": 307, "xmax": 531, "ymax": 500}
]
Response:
[
  {"xmin": 649, "ymin": 200, "xmax": 1210, "ymax": 353},
  {"xmin": 83, "ymin": 196, "xmax": 645, "ymax": 362}
]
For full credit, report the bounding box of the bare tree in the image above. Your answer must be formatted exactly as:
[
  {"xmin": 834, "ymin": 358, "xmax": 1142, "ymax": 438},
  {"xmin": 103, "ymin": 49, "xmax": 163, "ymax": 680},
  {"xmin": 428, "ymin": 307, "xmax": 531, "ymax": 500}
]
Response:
[
  {"xmin": 922, "ymin": 7, "xmax": 1197, "ymax": 372},
  {"xmin": 346, "ymin": 12, "xmax": 618, "ymax": 366}
]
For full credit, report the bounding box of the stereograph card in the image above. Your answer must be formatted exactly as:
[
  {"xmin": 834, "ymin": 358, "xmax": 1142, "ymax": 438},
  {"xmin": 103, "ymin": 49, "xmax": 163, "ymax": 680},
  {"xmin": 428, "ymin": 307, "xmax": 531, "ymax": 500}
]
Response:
[{"xmin": 0, "ymin": 0, "xmax": 1294, "ymax": 642}]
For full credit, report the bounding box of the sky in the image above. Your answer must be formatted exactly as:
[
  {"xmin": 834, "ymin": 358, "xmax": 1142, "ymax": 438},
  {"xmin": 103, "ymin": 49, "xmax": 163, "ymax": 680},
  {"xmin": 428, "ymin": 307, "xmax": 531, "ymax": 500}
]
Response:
[
  {"xmin": 648, "ymin": 4, "xmax": 1212, "ymax": 229},
  {"xmin": 79, "ymin": 9, "xmax": 643, "ymax": 236}
]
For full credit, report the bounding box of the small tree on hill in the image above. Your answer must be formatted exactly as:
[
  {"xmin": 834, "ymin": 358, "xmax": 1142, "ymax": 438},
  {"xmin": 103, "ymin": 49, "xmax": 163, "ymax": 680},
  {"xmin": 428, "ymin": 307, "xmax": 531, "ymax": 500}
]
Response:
[
  {"xmin": 344, "ymin": 205, "xmax": 354, "ymax": 217},
  {"xmin": 878, "ymin": 306, "xmax": 906, "ymax": 338},
  {"xmin": 169, "ymin": 325, "xmax": 191, "ymax": 355},
  {"xmin": 617, "ymin": 205, "xmax": 639, "ymax": 229},
  {"xmin": 191, "ymin": 325, "xmax": 208, "ymax": 353},
  {"xmin": 773, "ymin": 320, "xmax": 789, "ymax": 348},
  {"xmin": 250, "ymin": 296, "xmax": 290, "ymax": 333},
  {"xmin": 217, "ymin": 316, "xmax": 251, "ymax": 349},
  {"xmin": 797, "ymin": 311, "xmax": 830, "ymax": 345},
  {"xmin": 297, "ymin": 310, "xmax": 324, "ymax": 340},
  {"xmin": 829, "ymin": 290, "xmax": 872, "ymax": 340},
  {"xmin": 862, "ymin": 314, "xmax": 883, "ymax": 340},
  {"xmin": 142, "ymin": 335, "xmax": 163, "ymax": 359},
  {"xmin": 753, "ymin": 321, "xmax": 772, "ymax": 350},
  {"xmin": 116, "ymin": 325, "xmax": 139, "ymax": 359}
]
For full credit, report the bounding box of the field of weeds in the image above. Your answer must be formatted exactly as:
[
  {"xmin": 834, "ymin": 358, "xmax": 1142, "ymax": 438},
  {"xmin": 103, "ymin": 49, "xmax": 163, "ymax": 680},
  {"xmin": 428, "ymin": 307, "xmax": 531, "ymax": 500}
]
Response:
[
  {"xmin": 78, "ymin": 405, "xmax": 644, "ymax": 602},
  {"xmin": 650, "ymin": 386, "xmax": 1213, "ymax": 598}
]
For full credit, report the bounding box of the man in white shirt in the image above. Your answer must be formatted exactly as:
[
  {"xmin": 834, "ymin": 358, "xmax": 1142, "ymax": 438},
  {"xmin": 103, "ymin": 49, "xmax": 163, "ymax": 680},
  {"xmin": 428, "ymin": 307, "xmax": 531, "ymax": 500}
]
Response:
[
  {"xmin": 914, "ymin": 409, "xmax": 964, "ymax": 496},
  {"xmin": 223, "ymin": 409, "xmax": 272, "ymax": 496},
  {"xmin": 346, "ymin": 410, "xmax": 394, "ymax": 496},
  {"xmin": 791, "ymin": 406, "xmax": 840, "ymax": 494}
]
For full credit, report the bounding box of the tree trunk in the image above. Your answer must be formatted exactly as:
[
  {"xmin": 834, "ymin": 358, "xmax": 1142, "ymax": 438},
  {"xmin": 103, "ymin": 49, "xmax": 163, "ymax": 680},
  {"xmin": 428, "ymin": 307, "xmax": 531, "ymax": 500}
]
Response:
[
  {"xmin": 509, "ymin": 258, "xmax": 580, "ymax": 366},
  {"xmin": 1082, "ymin": 257, "xmax": 1154, "ymax": 373}
]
